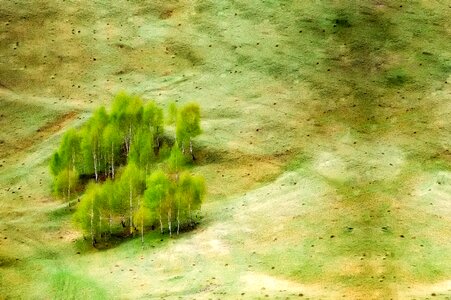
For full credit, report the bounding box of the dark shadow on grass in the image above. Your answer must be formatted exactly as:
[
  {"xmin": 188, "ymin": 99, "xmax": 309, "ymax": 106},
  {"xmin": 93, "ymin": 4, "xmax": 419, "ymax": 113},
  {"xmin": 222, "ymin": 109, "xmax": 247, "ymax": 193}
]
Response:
[{"xmin": 73, "ymin": 218, "xmax": 204, "ymax": 253}]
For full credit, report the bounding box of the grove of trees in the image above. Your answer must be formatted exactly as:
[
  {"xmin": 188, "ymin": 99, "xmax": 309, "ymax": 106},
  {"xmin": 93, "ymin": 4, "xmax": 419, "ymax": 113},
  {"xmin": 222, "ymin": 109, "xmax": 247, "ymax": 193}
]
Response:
[{"xmin": 50, "ymin": 92, "xmax": 206, "ymax": 246}]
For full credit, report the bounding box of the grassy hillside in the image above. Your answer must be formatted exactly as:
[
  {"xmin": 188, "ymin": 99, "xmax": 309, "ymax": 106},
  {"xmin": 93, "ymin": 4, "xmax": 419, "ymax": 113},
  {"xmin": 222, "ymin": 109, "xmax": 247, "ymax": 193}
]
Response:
[{"xmin": 0, "ymin": 1, "xmax": 450, "ymax": 299}]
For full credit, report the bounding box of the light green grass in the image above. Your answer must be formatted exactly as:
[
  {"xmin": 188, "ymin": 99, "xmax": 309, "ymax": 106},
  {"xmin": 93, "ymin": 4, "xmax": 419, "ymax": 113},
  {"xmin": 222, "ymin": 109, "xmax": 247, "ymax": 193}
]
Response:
[{"xmin": 51, "ymin": 268, "xmax": 108, "ymax": 300}]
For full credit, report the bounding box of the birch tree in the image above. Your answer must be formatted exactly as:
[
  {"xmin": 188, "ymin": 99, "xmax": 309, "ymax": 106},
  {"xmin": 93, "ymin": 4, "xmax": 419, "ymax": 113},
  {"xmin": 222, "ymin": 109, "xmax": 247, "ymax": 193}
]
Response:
[
  {"xmin": 81, "ymin": 107, "xmax": 109, "ymax": 182},
  {"xmin": 144, "ymin": 170, "xmax": 170, "ymax": 234},
  {"xmin": 176, "ymin": 103, "xmax": 201, "ymax": 159},
  {"xmin": 102, "ymin": 123, "xmax": 122, "ymax": 179},
  {"xmin": 143, "ymin": 100, "xmax": 164, "ymax": 149},
  {"xmin": 167, "ymin": 143, "xmax": 185, "ymax": 176},
  {"xmin": 53, "ymin": 168, "xmax": 79, "ymax": 203},
  {"xmin": 134, "ymin": 196, "xmax": 153, "ymax": 248},
  {"xmin": 73, "ymin": 182, "xmax": 101, "ymax": 246},
  {"xmin": 129, "ymin": 128, "xmax": 155, "ymax": 174},
  {"xmin": 177, "ymin": 171, "xmax": 206, "ymax": 231},
  {"xmin": 119, "ymin": 163, "xmax": 144, "ymax": 235},
  {"xmin": 110, "ymin": 92, "xmax": 143, "ymax": 156},
  {"xmin": 56, "ymin": 129, "xmax": 81, "ymax": 201}
]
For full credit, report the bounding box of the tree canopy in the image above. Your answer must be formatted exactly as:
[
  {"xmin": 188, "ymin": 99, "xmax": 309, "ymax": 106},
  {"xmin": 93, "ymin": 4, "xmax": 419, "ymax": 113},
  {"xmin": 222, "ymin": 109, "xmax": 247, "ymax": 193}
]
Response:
[{"xmin": 50, "ymin": 93, "xmax": 206, "ymax": 247}]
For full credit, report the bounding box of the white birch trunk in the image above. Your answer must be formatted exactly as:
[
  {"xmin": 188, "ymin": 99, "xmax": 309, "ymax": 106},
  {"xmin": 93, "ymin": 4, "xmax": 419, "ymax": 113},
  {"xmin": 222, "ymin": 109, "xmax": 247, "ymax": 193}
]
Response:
[
  {"xmin": 67, "ymin": 167, "xmax": 71, "ymax": 203},
  {"xmin": 109, "ymin": 213, "xmax": 112, "ymax": 235},
  {"xmin": 111, "ymin": 142, "xmax": 115, "ymax": 179},
  {"xmin": 93, "ymin": 149, "xmax": 98, "ymax": 182},
  {"xmin": 168, "ymin": 210, "xmax": 172, "ymax": 237}
]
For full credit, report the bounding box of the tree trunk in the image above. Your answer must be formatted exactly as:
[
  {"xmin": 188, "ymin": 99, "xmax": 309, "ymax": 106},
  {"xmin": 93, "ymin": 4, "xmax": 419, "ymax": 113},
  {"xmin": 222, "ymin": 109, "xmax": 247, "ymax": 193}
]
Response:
[
  {"xmin": 69, "ymin": 151, "xmax": 75, "ymax": 202},
  {"xmin": 126, "ymin": 124, "xmax": 132, "ymax": 156},
  {"xmin": 168, "ymin": 210, "xmax": 172, "ymax": 237},
  {"xmin": 111, "ymin": 142, "xmax": 115, "ymax": 179},
  {"xmin": 125, "ymin": 138, "xmax": 130, "ymax": 157},
  {"xmin": 93, "ymin": 149, "xmax": 98, "ymax": 182},
  {"xmin": 67, "ymin": 167, "xmax": 71, "ymax": 203}
]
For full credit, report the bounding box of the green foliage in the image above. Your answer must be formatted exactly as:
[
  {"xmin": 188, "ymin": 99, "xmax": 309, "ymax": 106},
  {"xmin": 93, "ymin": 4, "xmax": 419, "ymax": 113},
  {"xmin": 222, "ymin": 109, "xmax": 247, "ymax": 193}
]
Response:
[
  {"xmin": 53, "ymin": 168, "xmax": 79, "ymax": 201},
  {"xmin": 51, "ymin": 269, "xmax": 108, "ymax": 300},
  {"xmin": 73, "ymin": 182, "xmax": 101, "ymax": 244},
  {"xmin": 143, "ymin": 100, "xmax": 164, "ymax": 144},
  {"xmin": 80, "ymin": 107, "xmax": 109, "ymax": 181},
  {"xmin": 110, "ymin": 92, "xmax": 143, "ymax": 156},
  {"xmin": 177, "ymin": 171, "xmax": 206, "ymax": 222},
  {"xmin": 49, "ymin": 152, "xmax": 62, "ymax": 176},
  {"xmin": 58, "ymin": 128, "xmax": 81, "ymax": 171},
  {"xmin": 50, "ymin": 92, "xmax": 206, "ymax": 246},
  {"xmin": 167, "ymin": 142, "xmax": 186, "ymax": 174},
  {"xmin": 176, "ymin": 102, "xmax": 201, "ymax": 154},
  {"xmin": 102, "ymin": 123, "xmax": 123, "ymax": 179},
  {"xmin": 144, "ymin": 169, "xmax": 171, "ymax": 233},
  {"xmin": 167, "ymin": 101, "xmax": 178, "ymax": 125},
  {"xmin": 129, "ymin": 128, "xmax": 155, "ymax": 174}
]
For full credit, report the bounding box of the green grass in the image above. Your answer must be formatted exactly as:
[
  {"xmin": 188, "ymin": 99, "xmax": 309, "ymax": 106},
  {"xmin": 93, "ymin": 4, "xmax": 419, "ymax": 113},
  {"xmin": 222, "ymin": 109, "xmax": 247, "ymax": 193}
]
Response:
[
  {"xmin": 0, "ymin": 0, "xmax": 450, "ymax": 299},
  {"xmin": 51, "ymin": 268, "xmax": 108, "ymax": 300}
]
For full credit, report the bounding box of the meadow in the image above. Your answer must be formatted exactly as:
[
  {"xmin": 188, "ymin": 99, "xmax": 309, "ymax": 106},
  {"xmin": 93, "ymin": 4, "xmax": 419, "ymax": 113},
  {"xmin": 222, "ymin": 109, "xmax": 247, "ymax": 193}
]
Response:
[{"xmin": 0, "ymin": 1, "xmax": 450, "ymax": 299}]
